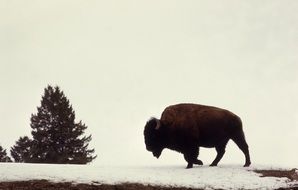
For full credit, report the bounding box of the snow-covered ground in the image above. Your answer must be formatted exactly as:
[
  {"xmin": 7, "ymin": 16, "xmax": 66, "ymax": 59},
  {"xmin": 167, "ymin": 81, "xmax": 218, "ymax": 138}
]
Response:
[{"xmin": 0, "ymin": 163, "xmax": 297, "ymax": 190}]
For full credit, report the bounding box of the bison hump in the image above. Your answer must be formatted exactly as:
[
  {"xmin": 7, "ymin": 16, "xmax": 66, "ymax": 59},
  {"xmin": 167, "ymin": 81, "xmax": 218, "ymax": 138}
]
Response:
[
  {"xmin": 160, "ymin": 104, "xmax": 202, "ymax": 127},
  {"xmin": 160, "ymin": 103, "xmax": 239, "ymax": 129}
]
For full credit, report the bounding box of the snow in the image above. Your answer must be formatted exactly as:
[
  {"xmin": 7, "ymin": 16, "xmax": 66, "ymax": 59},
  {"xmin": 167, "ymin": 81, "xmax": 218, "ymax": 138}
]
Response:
[{"xmin": 0, "ymin": 163, "xmax": 296, "ymax": 190}]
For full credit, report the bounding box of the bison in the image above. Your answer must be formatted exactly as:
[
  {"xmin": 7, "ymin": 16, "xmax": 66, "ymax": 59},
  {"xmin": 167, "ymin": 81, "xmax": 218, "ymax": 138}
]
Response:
[{"xmin": 144, "ymin": 103, "xmax": 251, "ymax": 168}]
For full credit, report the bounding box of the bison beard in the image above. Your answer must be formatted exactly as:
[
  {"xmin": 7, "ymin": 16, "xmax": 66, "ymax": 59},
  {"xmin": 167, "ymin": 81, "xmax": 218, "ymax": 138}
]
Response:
[{"xmin": 143, "ymin": 103, "xmax": 251, "ymax": 169}]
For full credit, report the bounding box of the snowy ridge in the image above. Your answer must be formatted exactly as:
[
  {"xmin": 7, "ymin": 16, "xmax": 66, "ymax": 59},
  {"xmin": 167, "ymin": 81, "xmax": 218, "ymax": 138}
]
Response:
[{"xmin": 0, "ymin": 163, "xmax": 295, "ymax": 189}]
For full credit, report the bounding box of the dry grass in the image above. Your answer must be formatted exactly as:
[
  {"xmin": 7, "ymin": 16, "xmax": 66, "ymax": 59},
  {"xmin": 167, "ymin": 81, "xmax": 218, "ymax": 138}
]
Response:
[
  {"xmin": 254, "ymin": 169, "xmax": 298, "ymax": 181},
  {"xmin": 0, "ymin": 180, "xmax": 201, "ymax": 190}
]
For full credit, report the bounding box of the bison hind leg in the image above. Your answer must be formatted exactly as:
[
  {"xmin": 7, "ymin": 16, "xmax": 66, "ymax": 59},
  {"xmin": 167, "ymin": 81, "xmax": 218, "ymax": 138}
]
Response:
[
  {"xmin": 210, "ymin": 139, "xmax": 229, "ymax": 167},
  {"xmin": 210, "ymin": 146, "xmax": 226, "ymax": 167},
  {"xmin": 231, "ymin": 131, "xmax": 251, "ymax": 167}
]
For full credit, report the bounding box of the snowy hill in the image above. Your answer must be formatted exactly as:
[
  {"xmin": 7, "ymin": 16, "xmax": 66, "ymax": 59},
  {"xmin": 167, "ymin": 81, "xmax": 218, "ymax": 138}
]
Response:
[{"xmin": 0, "ymin": 163, "xmax": 297, "ymax": 189}]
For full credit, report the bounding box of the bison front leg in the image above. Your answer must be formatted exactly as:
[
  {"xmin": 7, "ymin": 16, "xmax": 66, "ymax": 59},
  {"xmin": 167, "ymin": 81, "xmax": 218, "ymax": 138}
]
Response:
[{"xmin": 183, "ymin": 148, "xmax": 203, "ymax": 169}]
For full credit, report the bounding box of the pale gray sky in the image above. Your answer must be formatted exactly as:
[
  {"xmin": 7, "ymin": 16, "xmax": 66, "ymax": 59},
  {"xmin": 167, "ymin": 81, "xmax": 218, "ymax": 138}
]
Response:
[{"xmin": 0, "ymin": 1, "xmax": 297, "ymax": 167}]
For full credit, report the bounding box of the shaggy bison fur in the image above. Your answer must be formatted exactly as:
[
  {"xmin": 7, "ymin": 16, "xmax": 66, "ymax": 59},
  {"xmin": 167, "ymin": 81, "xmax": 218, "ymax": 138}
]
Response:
[{"xmin": 144, "ymin": 103, "xmax": 251, "ymax": 168}]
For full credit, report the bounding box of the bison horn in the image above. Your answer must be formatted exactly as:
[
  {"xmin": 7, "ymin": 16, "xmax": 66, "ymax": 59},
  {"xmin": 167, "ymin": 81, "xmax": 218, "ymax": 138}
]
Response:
[{"xmin": 155, "ymin": 119, "xmax": 161, "ymax": 130}]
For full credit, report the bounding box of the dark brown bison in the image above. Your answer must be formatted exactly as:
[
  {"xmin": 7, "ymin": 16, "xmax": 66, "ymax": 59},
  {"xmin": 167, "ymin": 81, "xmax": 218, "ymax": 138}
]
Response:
[{"xmin": 144, "ymin": 103, "xmax": 251, "ymax": 168}]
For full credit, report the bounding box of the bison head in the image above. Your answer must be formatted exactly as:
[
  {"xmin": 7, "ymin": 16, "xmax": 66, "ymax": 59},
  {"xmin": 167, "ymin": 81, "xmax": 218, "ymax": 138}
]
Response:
[{"xmin": 144, "ymin": 117, "xmax": 164, "ymax": 158}]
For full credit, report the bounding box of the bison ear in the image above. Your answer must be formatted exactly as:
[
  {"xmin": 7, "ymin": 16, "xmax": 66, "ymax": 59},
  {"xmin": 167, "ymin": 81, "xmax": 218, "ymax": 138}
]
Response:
[{"xmin": 155, "ymin": 119, "xmax": 161, "ymax": 130}]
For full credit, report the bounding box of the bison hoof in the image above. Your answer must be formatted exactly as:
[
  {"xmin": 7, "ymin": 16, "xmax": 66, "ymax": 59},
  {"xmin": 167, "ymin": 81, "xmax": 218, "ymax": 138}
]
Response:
[
  {"xmin": 243, "ymin": 162, "xmax": 251, "ymax": 167},
  {"xmin": 186, "ymin": 163, "xmax": 193, "ymax": 169},
  {"xmin": 209, "ymin": 163, "xmax": 218, "ymax": 167},
  {"xmin": 196, "ymin": 160, "xmax": 203, "ymax": 165}
]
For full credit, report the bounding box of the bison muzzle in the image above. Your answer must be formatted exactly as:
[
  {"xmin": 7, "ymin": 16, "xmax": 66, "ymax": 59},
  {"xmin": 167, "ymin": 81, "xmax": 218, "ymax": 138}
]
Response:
[{"xmin": 144, "ymin": 103, "xmax": 251, "ymax": 169}]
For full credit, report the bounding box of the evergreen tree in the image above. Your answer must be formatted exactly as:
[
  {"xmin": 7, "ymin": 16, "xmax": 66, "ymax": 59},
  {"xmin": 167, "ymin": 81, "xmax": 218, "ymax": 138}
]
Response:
[
  {"xmin": 0, "ymin": 146, "xmax": 12, "ymax": 162},
  {"xmin": 10, "ymin": 136, "xmax": 32, "ymax": 162},
  {"xmin": 29, "ymin": 85, "xmax": 96, "ymax": 164}
]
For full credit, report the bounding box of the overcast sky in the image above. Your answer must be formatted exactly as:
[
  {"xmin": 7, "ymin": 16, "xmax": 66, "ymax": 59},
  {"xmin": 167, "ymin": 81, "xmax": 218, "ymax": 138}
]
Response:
[{"xmin": 0, "ymin": 1, "xmax": 297, "ymax": 167}]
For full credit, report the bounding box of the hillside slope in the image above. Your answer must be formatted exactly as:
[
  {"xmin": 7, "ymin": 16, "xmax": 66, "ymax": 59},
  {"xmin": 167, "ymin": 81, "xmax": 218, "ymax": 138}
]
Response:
[{"xmin": 0, "ymin": 163, "xmax": 297, "ymax": 190}]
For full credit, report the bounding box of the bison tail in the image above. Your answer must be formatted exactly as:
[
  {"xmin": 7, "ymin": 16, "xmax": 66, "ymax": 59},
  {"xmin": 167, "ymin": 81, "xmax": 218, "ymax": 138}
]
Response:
[{"xmin": 229, "ymin": 116, "xmax": 246, "ymax": 142}]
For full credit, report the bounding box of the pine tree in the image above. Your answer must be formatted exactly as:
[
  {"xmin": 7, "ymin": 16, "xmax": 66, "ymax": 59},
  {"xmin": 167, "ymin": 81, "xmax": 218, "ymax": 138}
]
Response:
[
  {"xmin": 29, "ymin": 85, "xmax": 96, "ymax": 164},
  {"xmin": 0, "ymin": 146, "xmax": 12, "ymax": 162},
  {"xmin": 10, "ymin": 136, "xmax": 32, "ymax": 162}
]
